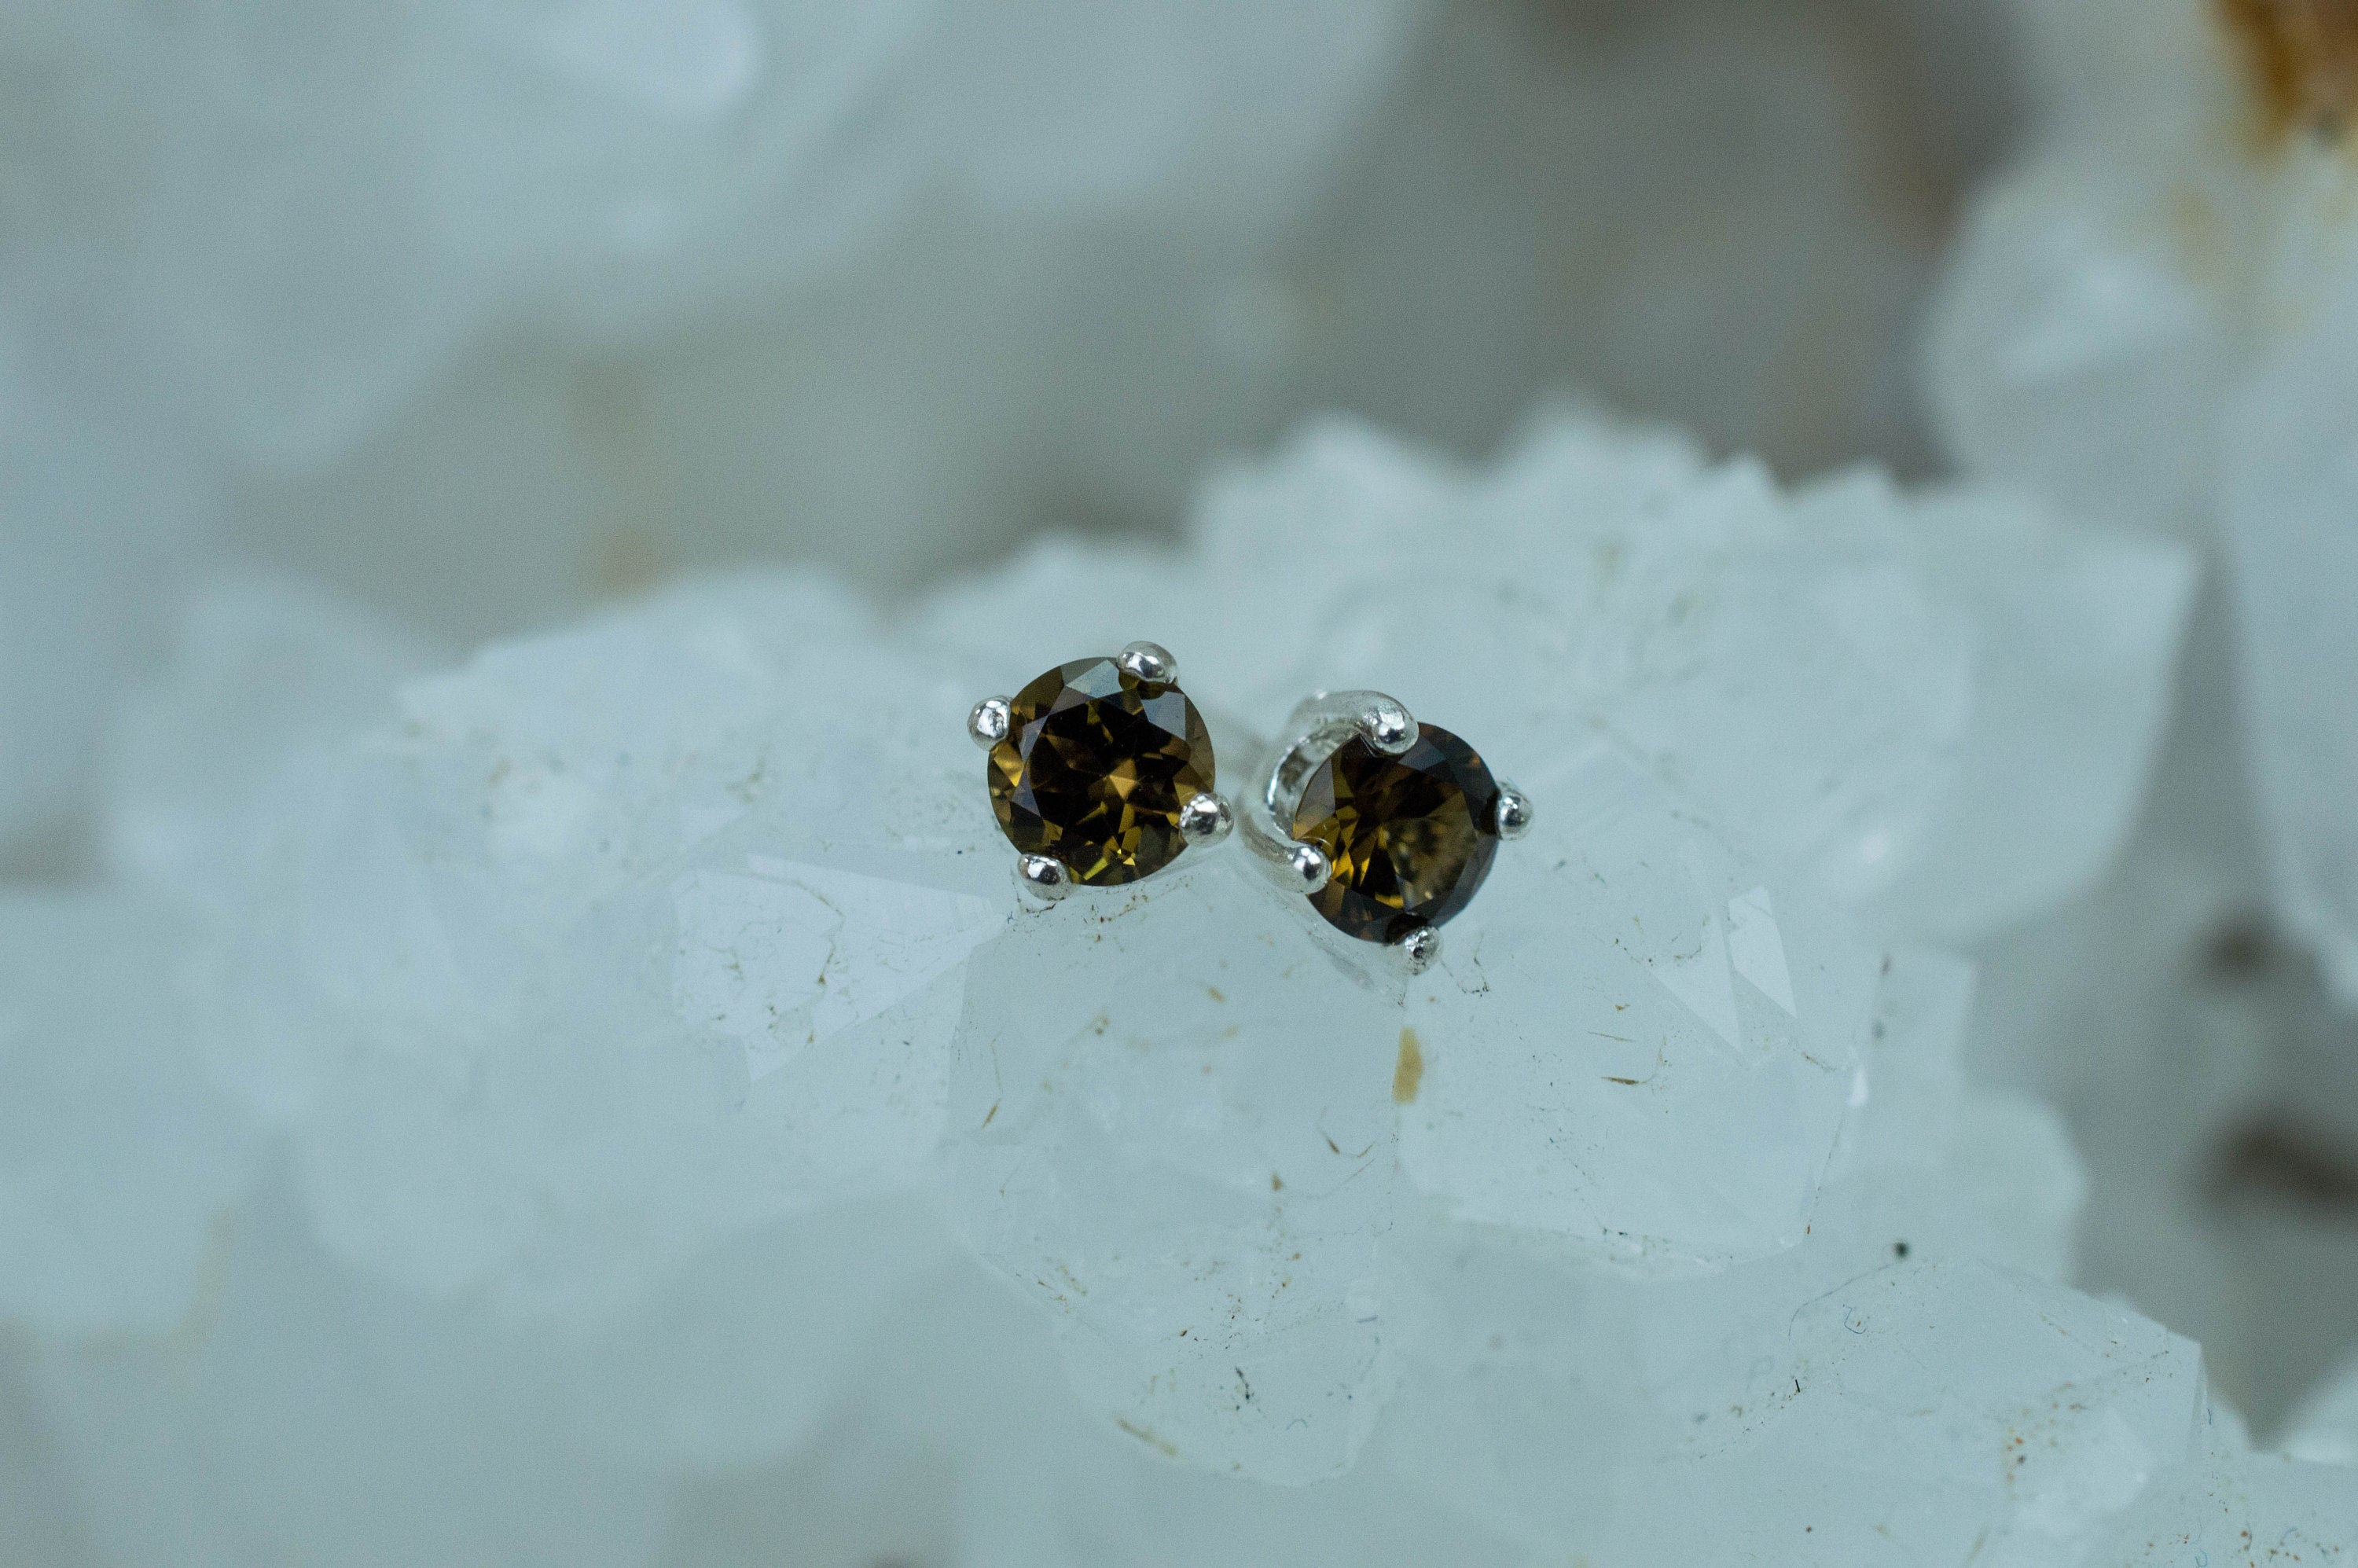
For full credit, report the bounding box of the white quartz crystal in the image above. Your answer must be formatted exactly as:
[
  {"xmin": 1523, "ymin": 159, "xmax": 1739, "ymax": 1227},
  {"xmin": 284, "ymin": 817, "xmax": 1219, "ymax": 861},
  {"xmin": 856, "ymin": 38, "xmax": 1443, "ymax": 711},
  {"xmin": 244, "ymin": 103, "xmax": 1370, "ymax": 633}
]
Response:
[
  {"xmin": 0, "ymin": 0, "xmax": 1419, "ymax": 871},
  {"xmin": 2221, "ymin": 288, "xmax": 2358, "ymax": 1011},
  {"xmin": 6, "ymin": 0, "xmax": 2357, "ymax": 1555},
  {"xmin": 15, "ymin": 1183, "xmax": 676, "ymax": 1568},
  {"xmin": 179, "ymin": 575, "xmax": 1003, "ymax": 1322},
  {"xmin": 1928, "ymin": 0, "xmax": 2358, "ymax": 1004},
  {"xmin": 0, "ymin": 401, "xmax": 2313, "ymax": 1551},
  {"xmin": 2084, "ymin": 1452, "xmax": 2358, "ymax": 1565},
  {"xmin": 909, "ymin": 407, "xmax": 2191, "ymax": 1481},
  {"xmin": 940, "ymin": 853, "xmax": 1405, "ymax": 1485},
  {"xmin": 1387, "ymin": 1257, "xmax": 2223, "ymax": 1562},
  {"xmin": 1398, "ymin": 741, "xmax": 1876, "ymax": 1267},
  {"xmin": 2283, "ymin": 1350, "xmax": 2358, "ymax": 1467},
  {"xmin": 103, "ymin": 573, "xmax": 443, "ymax": 912},
  {"xmin": 2, "ymin": 0, "xmax": 1416, "ymax": 468},
  {"xmin": 922, "ymin": 413, "xmax": 2190, "ymax": 949},
  {"xmin": 0, "ymin": 384, "xmax": 215, "ymax": 861},
  {"xmin": 0, "ymin": 894, "xmax": 261, "ymax": 1337}
]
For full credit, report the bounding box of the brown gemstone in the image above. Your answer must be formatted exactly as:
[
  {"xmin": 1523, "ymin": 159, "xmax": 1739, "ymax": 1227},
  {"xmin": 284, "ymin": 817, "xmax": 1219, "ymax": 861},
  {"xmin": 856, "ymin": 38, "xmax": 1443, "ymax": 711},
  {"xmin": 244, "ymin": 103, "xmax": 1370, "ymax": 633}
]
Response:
[
  {"xmin": 988, "ymin": 657, "xmax": 1214, "ymax": 887},
  {"xmin": 1291, "ymin": 724, "xmax": 1500, "ymax": 944}
]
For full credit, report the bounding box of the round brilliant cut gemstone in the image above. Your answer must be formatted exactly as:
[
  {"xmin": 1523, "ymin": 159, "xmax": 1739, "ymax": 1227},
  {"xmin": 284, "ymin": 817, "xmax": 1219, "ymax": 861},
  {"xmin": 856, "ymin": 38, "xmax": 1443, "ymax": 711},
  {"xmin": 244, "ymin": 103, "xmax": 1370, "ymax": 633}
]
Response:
[
  {"xmin": 1291, "ymin": 725, "xmax": 1501, "ymax": 943},
  {"xmin": 987, "ymin": 656, "xmax": 1215, "ymax": 887}
]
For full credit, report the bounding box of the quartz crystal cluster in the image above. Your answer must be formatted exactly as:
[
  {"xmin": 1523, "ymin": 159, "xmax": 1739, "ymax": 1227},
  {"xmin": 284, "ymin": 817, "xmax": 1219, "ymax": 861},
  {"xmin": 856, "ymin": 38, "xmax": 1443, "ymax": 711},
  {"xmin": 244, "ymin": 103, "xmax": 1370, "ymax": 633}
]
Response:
[
  {"xmin": 11, "ymin": 403, "xmax": 2351, "ymax": 1561},
  {"xmin": 6, "ymin": 1, "xmax": 2358, "ymax": 1561},
  {"xmin": 1930, "ymin": 0, "xmax": 2358, "ymax": 1004},
  {"xmin": 1924, "ymin": 0, "xmax": 2358, "ymax": 1427},
  {"xmin": 0, "ymin": 0, "xmax": 1420, "ymax": 857}
]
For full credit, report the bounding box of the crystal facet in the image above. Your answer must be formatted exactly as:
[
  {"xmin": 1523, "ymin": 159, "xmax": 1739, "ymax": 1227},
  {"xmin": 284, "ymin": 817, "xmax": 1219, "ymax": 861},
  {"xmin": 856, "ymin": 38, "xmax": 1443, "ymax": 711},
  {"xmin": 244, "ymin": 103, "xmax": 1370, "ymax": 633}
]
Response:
[
  {"xmin": 1291, "ymin": 723, "xmax": 1500, "ymax": 942},
  {"xmin": 987, "ymin": 656, "xmax": 1214, "ymax": 887}
]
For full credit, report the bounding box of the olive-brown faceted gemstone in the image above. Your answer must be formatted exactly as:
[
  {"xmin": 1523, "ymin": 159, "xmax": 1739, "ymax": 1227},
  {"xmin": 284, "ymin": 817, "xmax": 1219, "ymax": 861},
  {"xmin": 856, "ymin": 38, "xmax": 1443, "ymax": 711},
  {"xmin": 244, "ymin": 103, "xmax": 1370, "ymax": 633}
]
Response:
[
  {"xmin": 988, "ymin": 657, "xmax": 1214, "ymax": 887},
  {"xmin": 1291, "ymin": 725, "xmax": 1500, "ymax": 944}
]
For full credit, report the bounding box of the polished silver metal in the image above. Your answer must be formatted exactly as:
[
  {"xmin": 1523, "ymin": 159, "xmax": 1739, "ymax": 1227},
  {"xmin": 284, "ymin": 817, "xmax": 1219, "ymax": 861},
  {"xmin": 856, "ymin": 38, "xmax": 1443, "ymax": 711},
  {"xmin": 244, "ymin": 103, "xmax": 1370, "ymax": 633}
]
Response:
[
  {"xmin": 1493, "ymin": 781, "xmax": 1534, "ymax": 840},
  {"xmin": 1395, "ymin": 927, "xmax": 1442, "ymax": 974},
  {"xmin": 968, "ymin": 696, "xmax": 1012, "ymax": 751},
  {"xmin": 1273, "ymin": 839, "xmax": 1333, "ymax": 894},
  {"xmin": 1178, "ymin": 791, "xmax": 1234, "ymax": 846},
  {"xmin": 1240, "ymin": 689, "xmax": 1416, "ymax": 895},
  {"xmin": 1117, "ymin": 640, "xmax": 1177, "ymax": 684},
  {"xmin": 1016, "ymin": 854, "xmax": 1071, "ymax": 902}
]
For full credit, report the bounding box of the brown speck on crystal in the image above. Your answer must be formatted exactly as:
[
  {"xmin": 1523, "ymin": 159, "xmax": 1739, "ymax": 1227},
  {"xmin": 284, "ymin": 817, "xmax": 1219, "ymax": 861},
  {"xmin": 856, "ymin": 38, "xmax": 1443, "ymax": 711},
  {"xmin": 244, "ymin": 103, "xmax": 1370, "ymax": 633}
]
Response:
[{"xmin": 1393, "ymin": 1026, "xmax": 1425, "ymax": 1104}]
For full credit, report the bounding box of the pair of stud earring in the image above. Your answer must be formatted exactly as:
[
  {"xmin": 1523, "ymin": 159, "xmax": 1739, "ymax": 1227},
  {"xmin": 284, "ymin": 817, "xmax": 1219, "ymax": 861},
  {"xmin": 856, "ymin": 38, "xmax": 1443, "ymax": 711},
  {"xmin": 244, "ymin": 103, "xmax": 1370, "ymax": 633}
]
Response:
[{"xmin": 967, "ymin": 642, "xmax": 1531, "ymax": 973}]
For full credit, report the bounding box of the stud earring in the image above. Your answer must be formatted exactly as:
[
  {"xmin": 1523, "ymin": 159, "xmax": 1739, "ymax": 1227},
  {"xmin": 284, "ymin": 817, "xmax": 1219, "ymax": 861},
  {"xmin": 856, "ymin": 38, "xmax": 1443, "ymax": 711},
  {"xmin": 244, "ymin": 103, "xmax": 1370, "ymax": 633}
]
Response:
[
  {"xmin": 970, "ymin": 642, "xmax": 1233, "ymax": 902},
  {"xmin": 1240, "ymin": 690, "xmax": 1530, "ymax": 972}
]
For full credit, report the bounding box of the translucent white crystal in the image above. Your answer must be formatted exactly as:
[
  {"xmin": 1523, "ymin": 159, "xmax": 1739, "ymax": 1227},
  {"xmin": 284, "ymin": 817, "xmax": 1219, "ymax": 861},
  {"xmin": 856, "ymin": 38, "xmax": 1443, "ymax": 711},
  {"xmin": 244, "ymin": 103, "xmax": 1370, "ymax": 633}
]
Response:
[
  {"xmin": 104, "ymin": 573, "xmax": 442, "ymax": 912},
  {"xmin": 1398, "ymin": 740, "xmax": 1876, "ymax": 1266},
  {"xmin": 1802, "ymin": 476, "xmax": 2198, "ymax": 941},
  {"xmin": 1393, "ymin": 1258, "xmax": 2209, "ymax": 1562},
  {"xmin": 929, "ymin": 413, "xmax": 2187, "ymax": 945},
  {"xmin": 905, "ymin": 406, "xmax": 2210, "ymax": 1486},
  {"xmin": 939, "ymin": 851, "xmax": 1405, "ymax": 1485},
  {"xmin": 14, "ymin": 1182, "xmax": 674, "ymax": 1568},
  {"xmin": 791, "ymin": 1249, "xmax": 1536, "ymax": 1568},
  {"xmin": 0, "ymin": 893, "xmax": 262, "ymax": 1337},
  {"xmin": 1926, "ymin": 0, "xmax": 2358, "ymax": 1000},
  {"xmin": 0, "ymin": 382, "xmax": 215, "ymax": 860},
  {"xmin": 2222, "ymin": 281, "xmax": 2358, "ymax": 1007},
  {"xmin": 193, "ymin": 575, "xmax": 1003, "ymax": 1320},
  {"xmin": 2, "ymin": 394, "xmax": 2259, "ymax": 1551},
  {"xmin": 1923, "ymin": 149, "xmax": 2240, "ymax": 537},
  {"xmin": 2084, "ymin": 1452, "xmax": 2358, "ymax": 1563},
  {"xmin": 4, "ymin": 0, "xmax": 1416, "ymax": 467},
  {"xmin": 1377, "ymin": 920, "xmax": 2085, "ymax": 1555},
  {"xmin": 2281, "ymin": 1347, "xmax": 2358, "ymax": 1468}
]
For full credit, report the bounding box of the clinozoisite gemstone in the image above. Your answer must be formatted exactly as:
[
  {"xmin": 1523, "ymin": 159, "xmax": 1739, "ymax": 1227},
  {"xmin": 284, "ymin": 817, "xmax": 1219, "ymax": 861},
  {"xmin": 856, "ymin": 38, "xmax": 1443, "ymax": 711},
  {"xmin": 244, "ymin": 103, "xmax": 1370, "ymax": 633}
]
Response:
[
  {"xmin": 1291, "ymin": 725, "xmax": 1500, "ymax": 943},
  {"xmin": 988, "ymin": 657, "xmax": 1214, "ymax": 886}
]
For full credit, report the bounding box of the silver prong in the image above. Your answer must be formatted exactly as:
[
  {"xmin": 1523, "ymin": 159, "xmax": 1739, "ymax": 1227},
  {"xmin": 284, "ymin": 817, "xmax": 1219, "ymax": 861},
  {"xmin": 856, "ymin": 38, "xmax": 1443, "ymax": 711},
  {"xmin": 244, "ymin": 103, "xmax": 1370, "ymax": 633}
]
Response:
[
  {"xmin": 1117, "ymin": 641, "xmax": 1177, "ymax": 684},
  {"xmin": 1394, "ymin": 927, "xmax": 1442, "ymax": 974},
  {"xmin": 969, "ymin": 696, "xmax": 1012, "ymax": 751},
  {"xmin": 1016, "ymin": 854, "xmax": 1071, "ymax": 902},
  {"xmin": 1282, "ymin": 840, "xmax": 1332, "ymax": 894},
  {"xmin": 1493, "ymin": 782, "xmax": 1533, "ymax": 840},
  {"xmin": 1281, "ymin": 689, "xmax": 1416, "ymax": 757},
  {"xmin": 1239, "ymin": 813, "xmax": 1332, "ymax": 892},
  {"xmin": 1362, "ymin": 700, "xmax": 1415, "ymax": 755},
  {"xmin": 1179, "ymin": 791, "xmax": 1234, "ymax": 846}
]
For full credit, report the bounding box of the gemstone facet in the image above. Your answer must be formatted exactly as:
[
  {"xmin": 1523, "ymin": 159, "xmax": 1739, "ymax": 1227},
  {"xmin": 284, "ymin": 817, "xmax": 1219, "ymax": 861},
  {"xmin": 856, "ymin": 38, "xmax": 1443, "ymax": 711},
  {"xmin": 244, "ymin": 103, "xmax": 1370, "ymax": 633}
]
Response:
[
  {"xmin": 988, "ymin": 657, "xmax": 1214, "ymax": 887},
  {"xmin": 1291, "ymin": 725, "xmax": 1501, "ymax": 943}
]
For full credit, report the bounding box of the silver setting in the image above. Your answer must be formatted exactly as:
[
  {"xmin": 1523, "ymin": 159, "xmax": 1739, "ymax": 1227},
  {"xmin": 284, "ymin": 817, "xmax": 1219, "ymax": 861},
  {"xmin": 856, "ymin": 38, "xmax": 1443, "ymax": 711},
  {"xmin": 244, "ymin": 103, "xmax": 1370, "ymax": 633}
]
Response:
[
  {"xmin": 1178, "ymin": 791, "xmax": 1234, "ymax": 846},
  {"xmin": 1116, "ymin": 640, "xmax": 1177, "ymax": 684},
  {"xmin": 1394, "ymin": 927, "xmax": 1442, "ymax": 974},
  {"xmin": 973, "ymin": 645, "xmax": 1233, "ymax": 905},
  {"xmin": 1016, "ymin": 854, "xmax": 1071, "ymax": 902},
  {"xmin": 968, "ymin": 696, "xmax": 1012, "ymax": 751},
  {"xmin": 1244, "ymin": 689, "xmax": 1529, "ymax": 961},
  {"xmin": 1493, "ymin": 782, "xmax": 1533, "ymax": 840},
  {"xmin": 1240, "ymin": 689, "xmax": 1417, "ymax": 894}
]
